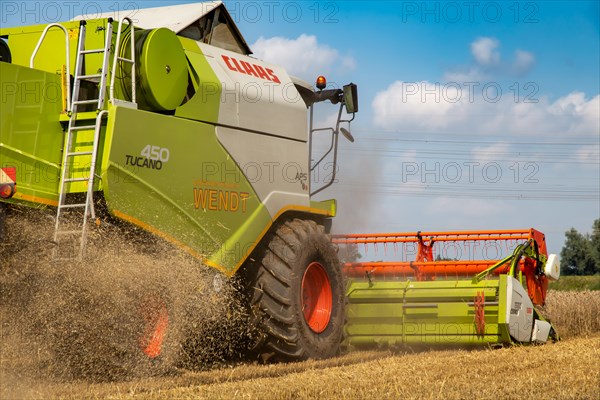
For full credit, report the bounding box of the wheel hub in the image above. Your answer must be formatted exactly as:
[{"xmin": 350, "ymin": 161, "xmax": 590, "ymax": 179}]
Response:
[{"xmin": 301, "ymin": 261, "xmax": 332, "ymax": 333}]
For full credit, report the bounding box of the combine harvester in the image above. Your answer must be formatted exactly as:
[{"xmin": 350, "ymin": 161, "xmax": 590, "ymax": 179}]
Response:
[{"xmin": 0, "ymin": 1, "xmax": 559, "ymax": 369}]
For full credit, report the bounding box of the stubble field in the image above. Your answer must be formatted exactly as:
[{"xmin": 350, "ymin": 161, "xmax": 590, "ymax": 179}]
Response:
[{"xmin": 1, "ymin": 209, "xmax": 599, "ymax": 399}]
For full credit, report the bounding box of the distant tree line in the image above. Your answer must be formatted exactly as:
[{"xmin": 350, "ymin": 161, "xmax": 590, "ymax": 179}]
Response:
[{"xmin": 560, "ymin": 219, "xmax": 600, "ymax": 275}]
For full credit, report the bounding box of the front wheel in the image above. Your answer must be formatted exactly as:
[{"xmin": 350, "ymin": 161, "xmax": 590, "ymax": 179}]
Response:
[{"xmin": 247, "ymin": 218, "xmax": 344, "ymax": 361}]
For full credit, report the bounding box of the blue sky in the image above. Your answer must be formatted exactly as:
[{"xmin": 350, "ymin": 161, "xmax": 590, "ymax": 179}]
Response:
[
  {"xmin": 2, "ymin": 1, "xmax": 599, "ymax": 255},
  {"xmin": 235, "ymin": 0, "xmax": 600, "ymax": 256}
]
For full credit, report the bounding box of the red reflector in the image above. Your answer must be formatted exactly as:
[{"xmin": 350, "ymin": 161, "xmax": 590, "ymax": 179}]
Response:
[
  {"xmin": 2, "ymin": 167, "xmax": 16, "ymax": 182},
  {"xmin": 0, "ymin": 183, "xmax": 14, "ymax": 199}
]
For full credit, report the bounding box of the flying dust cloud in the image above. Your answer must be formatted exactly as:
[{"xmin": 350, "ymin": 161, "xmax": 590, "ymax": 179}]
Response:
[{"xmin": 0, "ymin": 206, "xmax": 252, "ymax": 397}]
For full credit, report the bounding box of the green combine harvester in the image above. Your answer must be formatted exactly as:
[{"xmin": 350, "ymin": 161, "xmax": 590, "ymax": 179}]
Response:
[{"xmin": 0, "ymin": 2, "xmax": 560, "ymax": 368}]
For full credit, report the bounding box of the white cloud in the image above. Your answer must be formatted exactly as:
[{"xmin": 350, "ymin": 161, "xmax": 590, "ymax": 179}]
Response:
[
  {"xmin": 251, "ymin": 34, "xmax": 355, "ymax": 80},
  {"xmin": 371, "ymin": 81, "xmax": 467, "ymax": 130},
  {"xmin": 443, "ymin": 67, "xmax": 488, "ymax": 83},
  {"xmin": 372, "ymin": 80, "xmax": 600, "ymax": 137},
  {"xmin": 513, "ymin": 50, "xmax": 535, "ymax": 74},
  {"xmin": 471, "ymin": 37, "xmax": 500, "ymax": 66},
  {"xmin": 447, "ymin": 38, "xmax": 535, "ymax": 83}
]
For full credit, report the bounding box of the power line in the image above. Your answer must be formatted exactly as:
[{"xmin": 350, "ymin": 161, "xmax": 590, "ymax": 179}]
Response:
[{"xmin": 353, "ymin": 136, "xmax": 600, "ymax": 147}]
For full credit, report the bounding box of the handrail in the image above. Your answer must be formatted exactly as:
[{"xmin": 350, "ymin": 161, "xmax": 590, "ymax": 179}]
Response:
[
  {"xmin": 310, "ymin": 102, "xmax": 344, "ymax": 196},
  {"xmin": 110, "ymin": 17, "xmax": 136, "ymax": 104},
  {"xmin": 30, "ymin": 23, "xmax": 71, "ymax": 112}
]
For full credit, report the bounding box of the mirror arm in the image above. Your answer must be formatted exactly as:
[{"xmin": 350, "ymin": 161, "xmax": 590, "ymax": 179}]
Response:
[
  {"xmin": 341, "ymin": 113, "xmax": 356, "ymax": 124},
  {"xmin": 310, "ymin": 130, "xmax": 335, "ymax": 172},
  {"xmin": 313, "ymin": 88, "xmax": 343, "ymax": 104},
  {"xmin": 310, "ymin": 103, "xmax": 344, "ymax": 196}
]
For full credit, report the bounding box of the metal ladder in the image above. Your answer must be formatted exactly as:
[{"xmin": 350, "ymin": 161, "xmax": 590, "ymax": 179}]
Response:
[
  {"xmin": 110, "ymin": 17, "xmax": 137, "ymax": 107},
  {"xmin": 53, "ymin": 20, "xmax": 112, "ymax": 259},
  {"xmin": 53, "ymin": 18, "xmax": 136, "ymax": 259}
]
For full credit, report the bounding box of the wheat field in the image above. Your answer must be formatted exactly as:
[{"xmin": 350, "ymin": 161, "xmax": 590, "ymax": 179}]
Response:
[
  {"xmin": 544, "ymin": 290, "xmax": 600, "ymax": 338},
  {"xmin": 2, "ymin": 211, "xmax": 599, "ymax": 399},
  {"xmin": 2, "ymin": 290, "xmax": 599, "ymax": 400}
]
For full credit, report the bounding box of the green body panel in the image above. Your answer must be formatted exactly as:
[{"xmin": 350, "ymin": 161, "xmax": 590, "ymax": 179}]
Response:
[
  {"xmin": 310, "ymin": 199, "xmax": 337, "ymax": 217},
  {"xmin": 1, "ymin": 18, "xmax": 331, "ymax": 276},
  {"xmin": 104, "ymin": 106, "xmax": 271, "ymax": 273},
  {"xmin": 0, "ymin": 62, "xmax": 64, "ymax": 205},
  {"xmin": 344, "ymin": 276, "xmax": 512, "ymax": 347},
  {"xmin": 175, "ymin": 39, "xmax": 221, "ymax": 124},
  {"xmin": 1, "ymin": 20, "xmax": 107, "ymax": 77}
]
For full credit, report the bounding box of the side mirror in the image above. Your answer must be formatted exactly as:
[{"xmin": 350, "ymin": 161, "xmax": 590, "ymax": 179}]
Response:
[
  {"xmin": 343, "ymin": 83, "xmax": 358, "ymax": 114},
  {"xmin": 340, "ymin": 127, "xmax": 355, "ymax": 143}
]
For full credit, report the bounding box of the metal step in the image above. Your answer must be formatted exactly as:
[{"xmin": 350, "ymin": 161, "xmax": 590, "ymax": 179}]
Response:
[
  {"xmin": 66, "ymin": 151, "xmax": 93, "ymax": 157},
  {"xmin": 81, "ymin": 49, "xmax": 104, "ymax": 54},
  {"xmin": 63, "ymin": 177, "xmax": 90, "ymax": 183},
  {"xmin": 72, "ymin": 99, "xmax": 100, "ymax": 106},
  {"xmin": 69, "ymin": 125, "xmax": 96, "ymax": 131},
  {"xmin": 116, "ymin": 56, "xmax": 135, "ymax": 63},
  {"xmin": 78, "ymin": 74, "xmax": 102, "ymax": 80},
  {"xmin": 58, "ymin": 203, "xmax": 87, "ymax": 209}
]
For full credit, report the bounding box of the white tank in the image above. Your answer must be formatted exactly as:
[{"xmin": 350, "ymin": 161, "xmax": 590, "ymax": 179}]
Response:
[{"xmin": 545, "ymin": 254, "xmax": 560, "ymax": 281}]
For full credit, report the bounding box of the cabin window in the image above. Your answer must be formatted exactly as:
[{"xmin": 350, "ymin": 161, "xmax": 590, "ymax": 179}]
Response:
[{"xmin": 179, "ymin": 8, "xmax": 247, "ymax": 55}]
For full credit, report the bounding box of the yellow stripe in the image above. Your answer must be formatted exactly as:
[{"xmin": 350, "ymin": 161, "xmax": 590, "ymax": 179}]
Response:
[{"xmin": 13, "ymin": 192, "xmax": 58, "ymax": 207}]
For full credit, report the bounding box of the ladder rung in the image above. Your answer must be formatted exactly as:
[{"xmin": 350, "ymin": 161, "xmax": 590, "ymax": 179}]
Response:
[
  {"xmin": 78, "ymin": 74, "xmax": 102, "ymax": 80},
  {"xmin": 67, "ymin": 151, "xmax": 93, "ymax": 157},
  {"xmin": 59, "ymin": 203, "xmax": 86, "ymax": 209},
  {"xmin": 116, "ymin": 56, "xmax": 134, "ymax": 63},
  {"xmin": 70, "ymin": 125, "xmax": 96, "ymax": 131},
  {"xmin": 81, "ymin": 49, "xmax": 105, "ymax": 54},
  {"xmin": 72, "ymin": 99, "xmax": 99, "ymax": 105},
  {"xmin": 64, "ymin": 177, "xmax": 89, "ymax": 183}
]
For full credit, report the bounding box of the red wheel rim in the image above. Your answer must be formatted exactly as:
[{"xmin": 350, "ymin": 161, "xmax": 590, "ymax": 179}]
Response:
[
  {"xmin": 301, "ymin": 261, "xmax": 332, "ymax": 333},
  {"xmin": 138, "ymin": 296, "xmax": 169, "ymax": 359}
]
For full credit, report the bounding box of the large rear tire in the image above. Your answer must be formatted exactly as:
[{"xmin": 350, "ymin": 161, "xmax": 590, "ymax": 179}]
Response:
[{"xmin": 247, "ymin": 218, "xmax": 344, "ymax": 361}]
